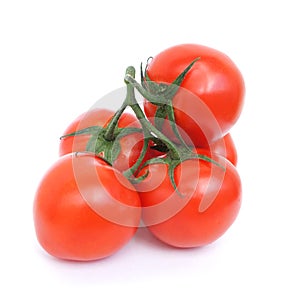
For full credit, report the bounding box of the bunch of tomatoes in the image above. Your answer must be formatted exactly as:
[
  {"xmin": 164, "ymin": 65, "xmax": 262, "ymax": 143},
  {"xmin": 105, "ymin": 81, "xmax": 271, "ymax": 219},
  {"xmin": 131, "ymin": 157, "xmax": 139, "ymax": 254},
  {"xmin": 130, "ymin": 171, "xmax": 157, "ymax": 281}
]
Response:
[{"xmin": 33, "ymin": 44, "xmax": 245, "ymax": 261}]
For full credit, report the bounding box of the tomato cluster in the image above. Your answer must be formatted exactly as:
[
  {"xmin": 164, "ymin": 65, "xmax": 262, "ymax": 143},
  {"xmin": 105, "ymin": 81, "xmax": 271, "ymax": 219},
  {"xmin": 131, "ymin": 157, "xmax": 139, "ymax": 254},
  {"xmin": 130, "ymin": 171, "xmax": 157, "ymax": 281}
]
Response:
[{"xmin": 33, "ymin": 44, "xmax": 244, "ymax": 261}]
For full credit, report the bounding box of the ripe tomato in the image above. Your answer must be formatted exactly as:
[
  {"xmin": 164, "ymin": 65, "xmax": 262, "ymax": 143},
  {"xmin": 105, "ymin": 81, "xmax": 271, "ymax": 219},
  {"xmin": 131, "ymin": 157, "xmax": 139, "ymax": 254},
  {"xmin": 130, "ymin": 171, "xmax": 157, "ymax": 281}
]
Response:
[
  {"xmin": 135, "ymin": 151, "xmax": 241, "ymax": 248},
  {"xmin": 59, "ymin": 108, "xmax": 146, "ymax": 172},
  {"xmin": 144, "ymin": 44, "xmax": 245, "ymax": 146},
  {"xmin": 33, "ymin": 153, "xmax": 141, "ymax": 261}
]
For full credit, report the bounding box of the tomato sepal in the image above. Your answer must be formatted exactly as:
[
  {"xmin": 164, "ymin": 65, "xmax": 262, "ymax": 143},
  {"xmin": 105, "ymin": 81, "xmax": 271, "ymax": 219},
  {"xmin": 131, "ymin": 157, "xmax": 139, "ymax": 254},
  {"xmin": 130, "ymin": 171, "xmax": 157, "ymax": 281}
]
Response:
[
  {"xmin": 159, "ymin": 57, "xmax": 200, "ymax": 100},
  {"xmin": 137, "ymin": 146, "xmax": 225, "ymax": 196},
  {"xmin": 141, "ymin": 57, "xmax": 200, "ymax": 101},
  {"xmin": 60, "ymin": 126, "xmax": 103, "ymax": 139},
  {"xmin": 60, "ymin": 122, "xmax": 143, "ymax": 168},
  {"xmin": 131, "ymin": 58, "xmax": 201, "ymax": 148}
]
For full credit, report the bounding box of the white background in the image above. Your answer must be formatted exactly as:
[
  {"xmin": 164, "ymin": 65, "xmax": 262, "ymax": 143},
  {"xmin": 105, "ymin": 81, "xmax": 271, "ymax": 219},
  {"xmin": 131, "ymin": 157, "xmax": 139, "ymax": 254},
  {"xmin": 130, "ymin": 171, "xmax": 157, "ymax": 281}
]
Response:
[{"xmin": 1, "ymin": 0, "xmax": 299, "ymax": 307}]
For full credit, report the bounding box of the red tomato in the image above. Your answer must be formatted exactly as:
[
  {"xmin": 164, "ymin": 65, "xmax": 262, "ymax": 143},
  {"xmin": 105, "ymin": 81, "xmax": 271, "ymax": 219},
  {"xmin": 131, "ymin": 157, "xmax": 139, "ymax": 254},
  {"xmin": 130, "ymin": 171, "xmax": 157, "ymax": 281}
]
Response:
[
  {"xmin": 33, "ymin": 153, "xmax": 141, "ymax": 261},
  {"xmin": 135, "ymin": 151, "xmax": 242, "ymax": 248},
  {"xmin": 144, "ymin": 44, "xmax": 245, "ymax": 146},
  {"xmin": 59, "ymin": 108, "xmax": 147, "ymax": 172}
]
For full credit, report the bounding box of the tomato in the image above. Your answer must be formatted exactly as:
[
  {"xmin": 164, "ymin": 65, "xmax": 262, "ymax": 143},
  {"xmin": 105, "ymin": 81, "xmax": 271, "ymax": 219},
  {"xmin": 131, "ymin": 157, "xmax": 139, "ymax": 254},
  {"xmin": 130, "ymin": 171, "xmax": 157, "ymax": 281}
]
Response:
[
  {"xmin": 144, "ymin": 44, "xmax": 245, "ymax": 146},
  {"xmin": 33, "ymin": 153, "xmax": 141, "ymax": 261},
  {"xmin": 135, "ymin": 151, "xmax": 241, "ymax": 248},
  {"xmin": 59, "ymin": 108, "xmax": 146, "ymax": 172}
]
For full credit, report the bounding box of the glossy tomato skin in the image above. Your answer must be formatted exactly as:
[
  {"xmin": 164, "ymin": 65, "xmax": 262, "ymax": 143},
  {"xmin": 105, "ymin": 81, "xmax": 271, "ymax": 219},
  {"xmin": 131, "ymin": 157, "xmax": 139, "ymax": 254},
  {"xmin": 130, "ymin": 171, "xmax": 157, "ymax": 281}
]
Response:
[
  {"xmin": 59, "ymin": 108, "xmax": 146, "ymax": 172},
  {"xmin": 33, "ymin": 153, "xmax": 141, "ymax": 261},
  {"xmin": 204, "ymin": 133, "xmax": 238, "ymax": 166},
  {"xmin": 144, "ymin": 44, "xmax": 245, "ymax": 146},
  {"xmin": 135, "ymin": 151, "xmax": 241, "ymax": 248}
]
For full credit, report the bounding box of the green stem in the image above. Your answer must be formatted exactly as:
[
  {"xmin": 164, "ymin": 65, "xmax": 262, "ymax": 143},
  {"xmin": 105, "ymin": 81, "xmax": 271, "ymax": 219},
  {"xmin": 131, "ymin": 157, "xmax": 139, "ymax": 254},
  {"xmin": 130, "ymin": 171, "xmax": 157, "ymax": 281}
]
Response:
[
  {"xmin": 124, "ymin": 74, "xmax": 166, "ymax": 106},
  {"xmin": 132, "ymin": 104, "xmax": 181, "ymax": 160},
  {"xmin": 103, "ymin": 103, "xmax": 127, "ymax": 141},
  {"xmin": 104, "ymin": 67, "xmax": 136, "ymax": 141},
  {"xmin": 123, "ymin": 136, "xmax": 150, "ymax": 179},
  {"xmin": 126, "ymin": 59, "xmax": 200, "ymax": 150},
  {"xmin": 125, "ymin": 67, "xmax": 181, "ymax": 161}
]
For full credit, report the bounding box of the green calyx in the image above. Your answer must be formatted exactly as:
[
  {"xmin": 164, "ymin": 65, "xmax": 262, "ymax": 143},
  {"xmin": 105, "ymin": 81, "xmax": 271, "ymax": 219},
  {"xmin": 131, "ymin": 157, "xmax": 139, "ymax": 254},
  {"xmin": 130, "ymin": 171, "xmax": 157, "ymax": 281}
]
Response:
[
  {"xmin": 87, "ymin": 126, "xmax": 142, "ymax": 164},
  {"xmin": 141, "ymin": 57, "xmax": 200, "ymax": 102},
  {"xmin": 60, "ymin": 125, "xmax": 142, "ymax": 166},
  {"xmin": 135, "ymin": 144, "xmax": 225, "ymax": 195},
  {"xmin": 131, "ymin": 57, "xmax": 200, "ymax": 149}
]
